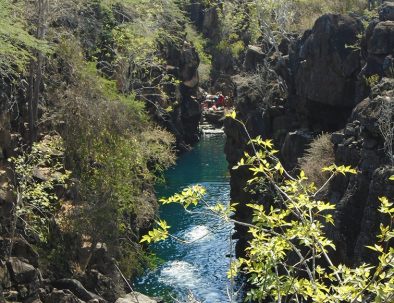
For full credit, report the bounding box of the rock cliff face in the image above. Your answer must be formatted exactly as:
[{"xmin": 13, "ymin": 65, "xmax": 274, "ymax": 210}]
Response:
[
  {"xmin": 154, "ymin": 41, "xmax": 202, "ymax": 151},
  {"xmin": 0, "ymin": 236, "xmax": 119, "ymax": 302},
  {"xmin": 328, "ymin": 78, "xmax": 394, "ymax": 265},
  {"xmin": 225, "ymin": 8, "xmax": 394, "ymax": 264}
]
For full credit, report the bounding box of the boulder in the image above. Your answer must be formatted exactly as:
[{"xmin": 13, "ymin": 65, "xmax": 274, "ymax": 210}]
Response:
[
  {"xmin": 8, "ymin": 237, "xmax": 39, "ymax": 267},
  {"xmin": 115, "ymin": 292, "xmax": 158, "ymax": 303},
  {"xmin": 243, "ymin": 45, "xmax": 265, "ymax": 72},
  {"xmin": 82, "ymin": 268, "xmax": 123, "ymax": 302},
  {"xmin": 367, "ymin": 21, "xmax": 394, "ymax": 55},
  {"xmin": 44, "ymin": 289, "xmax": 85, "ymax": 303},
  {"xmin": 52, "ymin": 279, "xmax": 106, "ymax": 302},
  {"xmin": 352, "ymin": 77, "xmax": 394, "ymax": 136},
  {"xmin": 7, "ymin": 257, "xmax": 37, "ymax": 284},
  {"xmin": 379, "ymin": 2, "xmax": 394, "ymax": 21}
]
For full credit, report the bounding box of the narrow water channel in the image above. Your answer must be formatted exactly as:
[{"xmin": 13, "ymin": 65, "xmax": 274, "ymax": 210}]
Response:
[{"xmin": 134, "ymin": 135, "xmax": 235, "ymax": 302}]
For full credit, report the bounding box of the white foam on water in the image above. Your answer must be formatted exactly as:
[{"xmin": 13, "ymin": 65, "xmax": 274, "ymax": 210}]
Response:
[
  {"xmin": 159, "ymin": 260, "xmax": 225, "ymax": 303},
  {"xmin": 159, "ymin": 261, "xmax": 201, "ymax": 289},
  {"xmin": 199, "ymin": 290, "xmax": 224, "ymax": 303},
  {"xmin": 184, "ymin": 225, "xmax": 211, "ymax": 242}
]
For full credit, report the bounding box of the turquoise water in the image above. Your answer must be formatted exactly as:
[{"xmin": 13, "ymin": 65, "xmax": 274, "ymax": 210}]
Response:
[{"xmin": 134, "ymin": 135, "xmax": 235, "ymax": 302}]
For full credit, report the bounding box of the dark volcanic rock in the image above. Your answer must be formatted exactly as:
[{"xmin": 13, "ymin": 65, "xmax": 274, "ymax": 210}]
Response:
[
  {"xmin": 244, "ymin": 45, "xmax": 265, "ymax": 72},
  {"xmin": 281, "ymin": 130, "xmax": 314, "ymax": 170},
  {"xmin": 44, "ymin": 289, "xmax": 84, "ymax": 303},
  {"xmin": 292, "ymin": 14, "xmax": 363, "ymax": 108},
  {"xmin": 179, "ymin": 43, "xmax": 200, "ymax": 87},
  {"xmin": 379, "ymin": 2, "xmax": 394, "ymax": 21},
  {"xmin": 0, "ymin": 260, "xmax": 11, "ymax": 288},
  {"xmin": 163, "ymin": 41, "xmax": 202, "ymax": 149},
  {"xmin": 52, "ymin": 279, "xmax": 106, "ymax": 302},
  {"xmin": 202, "ymin": 7, "xmax": 220, "ymax": 41},
  {"xmin": 353, "ymin": 166, "xmax": 394, "ymax": 264},
  {"xmin": 7, "ymin": 238, "xmax": 39, "ymax": 267},
  {"xmin": 81, "ymin": 243, "xmax": 124, "ymax": 302},
  {"xmin": 225, "ymin": 11, "xmax": 394, "ymax": 269},
  {"xmin": 368, "ymin": 21, "xmax": 394, "ymax": 55},
  {"xmin": 357, "ymin": 16, "xmax": 394, "ymax": 99},
  {"xmin": 0, "ymin": 112, "xmax": 11, "ymax": 159},
  {"xmin": 7, "ymin": 257, "xmax": 38, "ymax": 284},
  {"xmin": 327, "ymin": 78, "xmax": 394, "ymax": 265},
  {"xmin": 180, "ymin": 85, "xmax": 201, "ymax": 145},
  {"xmin": 352, "ymin": 78, "xmax": 394, "ymax": 136}
]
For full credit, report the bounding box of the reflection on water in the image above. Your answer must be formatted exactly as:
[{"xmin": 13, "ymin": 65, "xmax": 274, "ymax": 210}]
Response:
[{"xmin": 134, "ymin": 136, "xmax": 235, "ymax": 302}]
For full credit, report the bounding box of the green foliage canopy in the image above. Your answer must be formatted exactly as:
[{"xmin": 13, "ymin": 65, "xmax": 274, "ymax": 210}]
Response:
[{"xmin": 0, "ymin": 0, "xmax": 50, "ymax": 76}]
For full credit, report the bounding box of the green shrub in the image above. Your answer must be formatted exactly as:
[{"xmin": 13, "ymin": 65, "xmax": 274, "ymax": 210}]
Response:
[
  {"xmin": 0, "ymin": 0, "xmax": 50, "ymax": 76},
  {"xmin": 9, "ymin": 135, "xmax": 70, "ymax": 243},
  {"xmin": 186, "ymin": 24, "xmax": 212, "ymax": 84},
  {"xmin": 47, "ymin": 37, "xmax": 175, "ymax": 254}
]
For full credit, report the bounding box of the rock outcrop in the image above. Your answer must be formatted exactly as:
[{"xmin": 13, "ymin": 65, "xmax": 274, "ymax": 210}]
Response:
[
  {"xmin": 153, "ymin": 41, "xmax": 202, "ymax": 151},
  {"xmin": 0, "ymin": 240, "xmax": 161, "ymax": 303},
  {"xmin": 327, "ymin": 78, "xmax": 394, "ymax": 265},
  {"xmin": 115, "ymin": 292, "xmax": 160, "ymax": 303},
  {"xmin": 292, "ymin": 14, "xmax": 363, "ymax": 108}
]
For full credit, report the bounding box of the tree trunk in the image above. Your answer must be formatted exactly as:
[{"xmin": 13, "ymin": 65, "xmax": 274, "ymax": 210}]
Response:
[{"xmin": 27, "ymin": 0, "xmax": 48, "ymax": 142}]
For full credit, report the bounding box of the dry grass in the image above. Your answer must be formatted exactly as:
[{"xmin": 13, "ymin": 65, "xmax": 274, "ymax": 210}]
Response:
[
  {"xmin": 299, "ymin": 133, "xmax": 335, "ymax": 188},
  {"xmin": 294, "ymin": 0, "xmax": 368, "ymax": 31}
]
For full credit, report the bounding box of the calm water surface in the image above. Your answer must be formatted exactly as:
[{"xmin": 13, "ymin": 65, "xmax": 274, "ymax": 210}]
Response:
[{"xmin": 134, "ymin": 135, "xmax": 235, "ymax": 302}]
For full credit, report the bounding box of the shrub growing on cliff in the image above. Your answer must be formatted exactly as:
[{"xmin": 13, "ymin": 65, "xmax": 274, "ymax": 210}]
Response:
[
  {"xmin": 61, "ymin": 59, "xmax": 175, "ymax": 244},
  {"xmin": 235, "ymin": 64, "xmax": 287, "ymax": 107},
  {"xmin": 186, "ymin": 24, "xmax": 212, "ymax": 85},
  {"xmin": 86, "ymin": 0, "xmax": 190, "ymax": 110},
  {"xmin": 44, "ymin": 37, "xmax": 176, "ymax": 275},
  {"xmin": 378, "ymin": 98, "xmax": 394, "ymax": 165},
  {"xmin": 8, "ymin": 135, "xmax": 70, "ymax": 244},
  {"xmin": 201, "ymin": 0, "xmax": 367, "ymax": 57},
  {"xmin": 299, "ymin": 133, "xmax": 335, "ymax": 188},
  {"xmin": 143, "ymin": 113, "xmax": 394, "ymax": 303},
  {"xmin": 253, "ymin": 0, "xmax": 366, "ymax": 36}
]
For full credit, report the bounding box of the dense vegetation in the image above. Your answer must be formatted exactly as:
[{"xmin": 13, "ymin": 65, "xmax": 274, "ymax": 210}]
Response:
[
  {"xmin": 1, "ymin": 0, "xmax": 393, "ymax": 302},
  {"xmin": 0, "ymin": 0, "xmax": 201, "ymax": 282}
]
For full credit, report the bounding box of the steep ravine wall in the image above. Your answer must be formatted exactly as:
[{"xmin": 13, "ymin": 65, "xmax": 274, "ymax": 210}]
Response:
[
  {"xmin": 0, "ymin": 2, "xmax": 202, "ymax": 303},
  {"xmin": 225, "ymin": 4, "xmax": 394, "ymax": 265}
]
